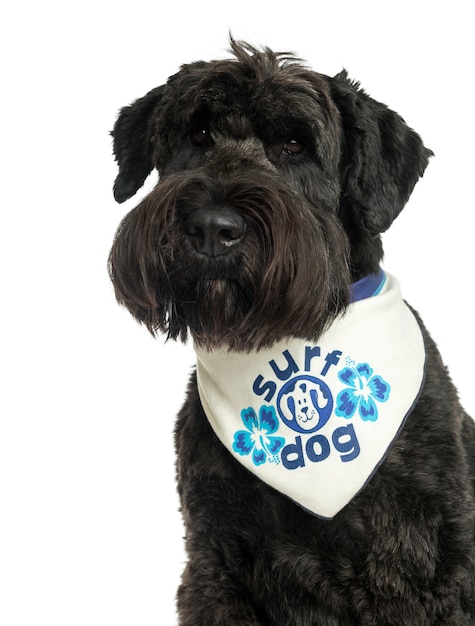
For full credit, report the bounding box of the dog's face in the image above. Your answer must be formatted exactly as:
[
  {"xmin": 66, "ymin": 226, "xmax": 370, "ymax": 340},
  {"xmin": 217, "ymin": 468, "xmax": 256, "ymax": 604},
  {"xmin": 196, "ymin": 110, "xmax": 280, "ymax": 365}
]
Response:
[
  {"xmin": 109, "ymin": 40, "xmax": 432, "ymax": 351},
  {"xmin": 279, "ymin": 378, "xmax": 332, "ymax": 432}
]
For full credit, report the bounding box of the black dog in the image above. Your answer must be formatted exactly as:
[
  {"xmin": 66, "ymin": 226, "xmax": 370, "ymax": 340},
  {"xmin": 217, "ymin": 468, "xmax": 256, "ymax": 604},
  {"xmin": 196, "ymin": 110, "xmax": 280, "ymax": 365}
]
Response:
[{"xmin": 109, "ymin": 40, "xmax": 475, "ymax": 625}]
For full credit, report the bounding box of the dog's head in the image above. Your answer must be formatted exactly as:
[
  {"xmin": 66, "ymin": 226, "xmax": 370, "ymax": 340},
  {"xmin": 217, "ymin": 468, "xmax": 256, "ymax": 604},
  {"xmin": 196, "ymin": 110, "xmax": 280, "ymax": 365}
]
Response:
[
  {"xmin": 279, "ymin": 378, "xmax": 332, "ymax": 433},
  {"xmin": 109, "ymin": 40, "xmax": 432, "ymax": 351}
]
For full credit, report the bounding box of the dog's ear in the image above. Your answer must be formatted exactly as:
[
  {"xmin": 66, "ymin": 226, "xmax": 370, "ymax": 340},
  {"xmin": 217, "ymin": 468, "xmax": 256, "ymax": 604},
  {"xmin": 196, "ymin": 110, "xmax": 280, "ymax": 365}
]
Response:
[
  {"xmin": 287, "ymin": 396, "xmax": 296, "ymax": 419},
  {"xmin": 111, "ymin": 86, "xmax": 165, "ymax": 203},
  {"xmin": 328, "ymin": 71, "xmax": 433, "ymax": 234}
]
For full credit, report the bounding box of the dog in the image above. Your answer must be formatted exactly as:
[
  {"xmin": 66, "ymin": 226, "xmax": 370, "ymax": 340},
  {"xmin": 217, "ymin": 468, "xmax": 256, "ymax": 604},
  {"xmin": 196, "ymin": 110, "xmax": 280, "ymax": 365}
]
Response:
[{"xmin": 109, "ymin": 40, "xmax": 475, "ymax": 625}]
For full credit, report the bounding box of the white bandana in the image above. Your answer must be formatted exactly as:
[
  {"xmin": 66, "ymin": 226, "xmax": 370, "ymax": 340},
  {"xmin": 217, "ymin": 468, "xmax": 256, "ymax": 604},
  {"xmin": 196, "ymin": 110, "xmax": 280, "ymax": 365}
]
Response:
[{"xmin": 195, "ymin": 272, "xmax": 426, "ymax": 519}]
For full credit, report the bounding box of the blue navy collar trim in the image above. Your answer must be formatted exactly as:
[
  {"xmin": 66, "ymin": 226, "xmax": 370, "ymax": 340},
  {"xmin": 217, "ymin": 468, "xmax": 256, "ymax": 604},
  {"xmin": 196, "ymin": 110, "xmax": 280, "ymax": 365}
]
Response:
[{"xmin": 350, "ymin": 268, "xmax": 387, "ymax": 304}]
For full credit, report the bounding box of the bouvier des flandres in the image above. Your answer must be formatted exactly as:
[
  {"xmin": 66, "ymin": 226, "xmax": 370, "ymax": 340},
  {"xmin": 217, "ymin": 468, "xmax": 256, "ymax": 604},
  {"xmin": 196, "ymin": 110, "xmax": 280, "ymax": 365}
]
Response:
[{"xmin": 109, "ymin": 40, "xmax": 475, "ymax": 625}]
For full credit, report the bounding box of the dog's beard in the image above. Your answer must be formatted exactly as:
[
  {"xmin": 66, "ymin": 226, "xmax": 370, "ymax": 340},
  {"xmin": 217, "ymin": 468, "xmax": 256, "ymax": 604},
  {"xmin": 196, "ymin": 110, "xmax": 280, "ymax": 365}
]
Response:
[
  {"xmin": 109, "ymin": 171, "xmax": 351, "ymax": 351},
  {"xmin": 182, "ymin": 278, "xmax": 252, "ymax": 344}
]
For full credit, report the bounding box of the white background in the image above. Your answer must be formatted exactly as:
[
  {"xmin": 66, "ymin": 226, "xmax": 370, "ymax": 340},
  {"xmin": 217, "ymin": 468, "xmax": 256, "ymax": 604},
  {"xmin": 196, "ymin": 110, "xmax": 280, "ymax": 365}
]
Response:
[{"xmin": 1, "ymin": 1, "xmax": 473, "ymax": 624}]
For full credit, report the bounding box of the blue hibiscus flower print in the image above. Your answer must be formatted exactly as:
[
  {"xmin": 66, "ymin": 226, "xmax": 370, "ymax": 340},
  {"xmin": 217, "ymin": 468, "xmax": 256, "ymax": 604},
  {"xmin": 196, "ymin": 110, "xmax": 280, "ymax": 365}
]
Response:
[
  {"xmin": 232, "ymin": 405, "xmax": 285, "ymax": 466},
  {"xmin": 335, "ymin": 362, "xmax": 390, "ymax": 422}
]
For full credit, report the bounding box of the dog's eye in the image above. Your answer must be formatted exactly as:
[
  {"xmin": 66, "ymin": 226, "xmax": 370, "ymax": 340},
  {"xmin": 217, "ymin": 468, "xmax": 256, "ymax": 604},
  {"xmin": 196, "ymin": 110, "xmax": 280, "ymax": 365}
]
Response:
[
  {"xmin": 282, "ymin": 139, "xmax": 304, "ymax": 156},
  {"xmin": 190, "ymin": 127, "xmax": 210, "ymax": 146}
]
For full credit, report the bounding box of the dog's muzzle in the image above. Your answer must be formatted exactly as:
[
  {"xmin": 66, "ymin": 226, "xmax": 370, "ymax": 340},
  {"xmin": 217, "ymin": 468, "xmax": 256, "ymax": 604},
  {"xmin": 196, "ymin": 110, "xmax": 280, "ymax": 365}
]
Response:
[{"xmin": 185, "ymin": 206, "xmax": 246, "ymax": 257}]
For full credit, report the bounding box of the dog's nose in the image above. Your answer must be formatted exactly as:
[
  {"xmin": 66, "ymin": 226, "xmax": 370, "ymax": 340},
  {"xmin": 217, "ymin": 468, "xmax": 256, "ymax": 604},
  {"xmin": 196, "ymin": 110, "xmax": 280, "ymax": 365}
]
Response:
[{"xmin": 185, "ymin": 207, "xmax": 246, "ymax": 257}]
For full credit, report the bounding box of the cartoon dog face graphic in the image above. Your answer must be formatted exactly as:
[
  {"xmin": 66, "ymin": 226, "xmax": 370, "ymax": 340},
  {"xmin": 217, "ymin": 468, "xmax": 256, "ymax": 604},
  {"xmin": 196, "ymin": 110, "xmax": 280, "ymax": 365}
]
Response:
[{"xmin": 277, "ymin": 376, "xmax": 333, "ymax": 433}]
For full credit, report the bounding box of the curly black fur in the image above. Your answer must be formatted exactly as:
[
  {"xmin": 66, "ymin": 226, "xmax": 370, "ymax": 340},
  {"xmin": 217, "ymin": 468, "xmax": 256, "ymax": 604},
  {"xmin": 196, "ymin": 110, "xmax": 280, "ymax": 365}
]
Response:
[{"xmin": 109, "ymin": 39, "xmax": 475, "ymax": 624}]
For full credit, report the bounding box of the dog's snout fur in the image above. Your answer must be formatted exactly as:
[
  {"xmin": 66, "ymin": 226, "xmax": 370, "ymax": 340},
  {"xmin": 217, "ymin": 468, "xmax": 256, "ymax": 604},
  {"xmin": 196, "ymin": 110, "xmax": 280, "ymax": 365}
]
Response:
[
  {"xmin": 109, "ymin": 39, "xmax": 475, "ymax": 624},
  {"xmin": 203, "ymin": 136, "xmax": 277, "ymax": 174}
]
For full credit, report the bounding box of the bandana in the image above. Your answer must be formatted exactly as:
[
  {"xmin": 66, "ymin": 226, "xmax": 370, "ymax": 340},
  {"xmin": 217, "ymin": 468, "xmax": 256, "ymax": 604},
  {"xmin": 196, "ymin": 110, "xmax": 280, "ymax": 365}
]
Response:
[{"xmin": 195, "ymin": 271, "xmax": 426, "ymax": 519}]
